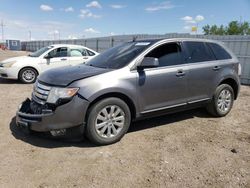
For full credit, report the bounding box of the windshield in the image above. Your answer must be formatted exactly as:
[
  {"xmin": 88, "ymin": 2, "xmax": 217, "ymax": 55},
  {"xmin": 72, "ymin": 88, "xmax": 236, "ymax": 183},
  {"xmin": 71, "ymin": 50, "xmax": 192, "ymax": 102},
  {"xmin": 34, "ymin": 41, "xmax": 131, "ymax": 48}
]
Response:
[
  {"xmin": 29, "ymin": 46, "xmax": 53, "ymax": 57},
  {"xmin": 86, "ymin": 41, "xmax": 152, "ymax": 69}
]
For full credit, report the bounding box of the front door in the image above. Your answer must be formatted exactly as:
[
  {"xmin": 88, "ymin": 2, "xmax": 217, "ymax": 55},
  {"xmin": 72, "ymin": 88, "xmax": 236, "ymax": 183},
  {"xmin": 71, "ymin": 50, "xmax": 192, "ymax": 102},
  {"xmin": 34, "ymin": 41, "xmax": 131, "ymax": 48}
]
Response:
[
  {"xmin": 40, "ymin": 47, "xmax": 69, "ymax": 72},
  {"xmin": 137, "ymin": 42, "xmax": 188, "ymax": 113}
]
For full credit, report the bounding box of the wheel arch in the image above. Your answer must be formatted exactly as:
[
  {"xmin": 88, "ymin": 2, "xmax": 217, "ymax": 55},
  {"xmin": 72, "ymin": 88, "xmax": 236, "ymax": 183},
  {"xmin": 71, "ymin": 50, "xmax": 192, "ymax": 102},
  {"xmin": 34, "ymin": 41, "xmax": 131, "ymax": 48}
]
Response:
[
  {"xmin": 218, "ymin": 78, "xmax": 239, "ymax": 100},
  {"xmin": 85, "ymin": 92, "xmax": 137, "ymax": 122},
  {"xmin": 18, "ymin": 66, "xmax": 39, "ymax": 78}
]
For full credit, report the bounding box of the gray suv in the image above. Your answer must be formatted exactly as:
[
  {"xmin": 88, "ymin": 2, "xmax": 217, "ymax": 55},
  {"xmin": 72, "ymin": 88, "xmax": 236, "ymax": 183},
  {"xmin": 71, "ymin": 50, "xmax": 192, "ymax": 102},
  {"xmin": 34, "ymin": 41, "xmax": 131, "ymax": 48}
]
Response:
[{"xmin": 16, "ymin": 38, "xmax": 241, "ymax": 145}]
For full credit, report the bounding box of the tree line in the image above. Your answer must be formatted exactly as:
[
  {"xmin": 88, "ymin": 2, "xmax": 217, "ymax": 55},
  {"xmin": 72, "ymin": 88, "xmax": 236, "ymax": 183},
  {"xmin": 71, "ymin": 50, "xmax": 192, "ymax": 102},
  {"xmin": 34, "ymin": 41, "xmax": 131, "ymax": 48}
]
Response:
[{"xmin": 202, "ymin": 21, "xmax": 250, "ymax": 35}]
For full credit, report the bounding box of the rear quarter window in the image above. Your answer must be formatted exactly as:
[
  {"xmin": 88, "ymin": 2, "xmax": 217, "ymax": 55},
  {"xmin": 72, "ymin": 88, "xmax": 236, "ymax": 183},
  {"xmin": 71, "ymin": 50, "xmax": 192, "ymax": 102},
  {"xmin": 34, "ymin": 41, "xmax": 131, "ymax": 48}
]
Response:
[
  {"xmin": 87, "ymin": 50, "xmax": 95, "ymax": 56},
  {"xmin": 184, "ymin": 41, "xmax": 216, "ymax": 63},
  {"xmin": 207, "ymin": 43, "xmax": 232, "ymax": 60}
]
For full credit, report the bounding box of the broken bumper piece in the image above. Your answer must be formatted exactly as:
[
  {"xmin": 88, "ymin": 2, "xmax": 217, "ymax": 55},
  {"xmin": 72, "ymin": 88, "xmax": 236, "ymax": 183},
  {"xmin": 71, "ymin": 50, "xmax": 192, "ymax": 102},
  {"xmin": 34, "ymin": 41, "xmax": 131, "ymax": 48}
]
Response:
[{"xmin": 16, "ymin": 97, "xmax": 89, "ymax": 137}]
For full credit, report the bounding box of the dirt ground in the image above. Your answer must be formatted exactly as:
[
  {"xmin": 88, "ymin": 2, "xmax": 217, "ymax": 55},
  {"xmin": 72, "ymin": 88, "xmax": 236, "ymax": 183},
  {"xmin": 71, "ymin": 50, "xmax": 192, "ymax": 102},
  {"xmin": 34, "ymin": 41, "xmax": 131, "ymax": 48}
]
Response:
[
  {"xmin": 0, "ymin": 50, "xmax": 29, "ymax": 61},
  {"xmin": 0, "ymin": 51, "xmax": 249, "ymax": 188}
]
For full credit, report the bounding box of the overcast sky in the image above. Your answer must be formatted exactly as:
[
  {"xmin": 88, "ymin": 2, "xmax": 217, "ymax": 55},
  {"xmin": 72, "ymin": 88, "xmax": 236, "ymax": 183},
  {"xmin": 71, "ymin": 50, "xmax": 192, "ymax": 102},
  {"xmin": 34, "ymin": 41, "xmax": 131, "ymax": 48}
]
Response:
[{"xmin": 0, "ymin": 0, "xmax": 249, "ymax": 41}]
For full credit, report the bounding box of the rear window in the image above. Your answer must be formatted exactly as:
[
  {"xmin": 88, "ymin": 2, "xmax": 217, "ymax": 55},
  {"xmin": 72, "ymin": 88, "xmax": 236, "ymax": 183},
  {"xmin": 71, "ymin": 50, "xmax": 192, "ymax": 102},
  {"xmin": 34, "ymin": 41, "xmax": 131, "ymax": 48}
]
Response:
[
  {"xmin": 207, "ymin": 43, "xmax": 232, "ymax": 60},
  {"xmin": 184, "ymin": 41, "xmax": 216, "ymax": 63}
]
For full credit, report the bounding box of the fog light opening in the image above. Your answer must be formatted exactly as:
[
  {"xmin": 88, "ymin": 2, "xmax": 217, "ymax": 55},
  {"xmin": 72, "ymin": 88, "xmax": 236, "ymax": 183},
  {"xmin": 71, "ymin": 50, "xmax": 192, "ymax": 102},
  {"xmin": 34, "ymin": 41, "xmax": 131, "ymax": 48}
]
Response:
[{"xmin": 50, "ymin": 129, "xmax": 66, "ymax": 136}]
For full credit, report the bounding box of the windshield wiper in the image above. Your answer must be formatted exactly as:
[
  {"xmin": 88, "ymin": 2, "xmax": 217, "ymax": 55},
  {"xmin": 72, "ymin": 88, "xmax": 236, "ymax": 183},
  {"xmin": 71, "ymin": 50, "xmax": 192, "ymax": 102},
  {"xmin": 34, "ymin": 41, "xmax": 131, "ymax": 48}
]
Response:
[{"xmin": 86, "ymin": 63, "xmax": 111, "ymax": 69}]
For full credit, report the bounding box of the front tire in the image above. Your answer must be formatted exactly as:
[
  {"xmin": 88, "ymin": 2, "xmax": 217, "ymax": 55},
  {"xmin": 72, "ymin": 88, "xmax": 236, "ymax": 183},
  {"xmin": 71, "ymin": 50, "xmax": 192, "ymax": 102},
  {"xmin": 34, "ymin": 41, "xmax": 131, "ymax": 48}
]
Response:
[
  {"xmin": 86, "ymin": 97, "xmax": 131, "ymax": 145},
  {"xmin": 19, "ymin": 68, "xmax": 38, "ymax": 84},
  {"xmin": 206, "ymin": 84, "xmax": 234, "ymax": 117}
]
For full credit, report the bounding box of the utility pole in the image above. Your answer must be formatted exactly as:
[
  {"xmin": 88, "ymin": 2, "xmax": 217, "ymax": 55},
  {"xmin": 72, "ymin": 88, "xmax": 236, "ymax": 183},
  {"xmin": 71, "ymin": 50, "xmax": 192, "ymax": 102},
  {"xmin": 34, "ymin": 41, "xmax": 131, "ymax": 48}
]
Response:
[
  {"xmin": 53, "ymin": 29, "xmax": 56, "ymax": 40},
  {"xmin": 196, "ymin": 22, "xmax": 199, "ymax": 35},
  {"xmin": 1, "ymin": 20, "xmax": 6, "ymax": 42},
  {"xmin": 28, "ymin": 30, "xmax": 31, "ymax": 41}
]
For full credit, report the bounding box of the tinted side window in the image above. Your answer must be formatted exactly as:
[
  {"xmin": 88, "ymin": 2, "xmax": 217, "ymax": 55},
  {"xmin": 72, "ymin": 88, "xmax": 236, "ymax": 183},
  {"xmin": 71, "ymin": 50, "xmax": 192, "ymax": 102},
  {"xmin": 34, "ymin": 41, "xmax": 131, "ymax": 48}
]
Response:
[
  {"xmin": 146, "ymin": 43, "xmax": 183, "ymax": 67},
  {"xmin": 184, "ymin": 42, "xmax": 216, "ymax": 63},
  {"xmin": 49, "ymin": 47, "xmax": 68, "ymax": 58},
  {"xmin": 207, "ymin": 43, "xmax": 232, "ymax": 60}
]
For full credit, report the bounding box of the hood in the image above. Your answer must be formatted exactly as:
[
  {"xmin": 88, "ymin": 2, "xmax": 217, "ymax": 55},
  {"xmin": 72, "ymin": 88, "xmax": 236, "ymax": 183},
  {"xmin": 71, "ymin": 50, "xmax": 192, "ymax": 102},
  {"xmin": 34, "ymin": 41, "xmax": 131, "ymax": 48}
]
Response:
[
  {"xmin": 38, "ymin": 65, "xmax": 111, "ymax": 87},
  {"xmin": 1, "ymin": 56, "xmax": 32, "ymax": 63}
]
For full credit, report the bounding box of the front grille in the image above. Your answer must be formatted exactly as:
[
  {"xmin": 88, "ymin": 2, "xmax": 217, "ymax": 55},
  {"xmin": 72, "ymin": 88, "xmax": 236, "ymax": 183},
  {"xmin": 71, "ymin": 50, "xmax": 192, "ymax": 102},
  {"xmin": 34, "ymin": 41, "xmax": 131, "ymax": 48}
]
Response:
[{"xmin": 32, "ymin": 82, "xmax": 52, "ymax": 104}]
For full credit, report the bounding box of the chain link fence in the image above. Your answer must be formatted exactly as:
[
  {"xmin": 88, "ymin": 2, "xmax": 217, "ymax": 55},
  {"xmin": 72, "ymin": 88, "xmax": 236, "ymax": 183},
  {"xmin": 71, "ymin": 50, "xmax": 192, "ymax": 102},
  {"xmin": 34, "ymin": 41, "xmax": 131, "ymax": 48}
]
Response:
[{"xmin": 21, "ymin": 34, "xmax": 250, "ymax": 85}]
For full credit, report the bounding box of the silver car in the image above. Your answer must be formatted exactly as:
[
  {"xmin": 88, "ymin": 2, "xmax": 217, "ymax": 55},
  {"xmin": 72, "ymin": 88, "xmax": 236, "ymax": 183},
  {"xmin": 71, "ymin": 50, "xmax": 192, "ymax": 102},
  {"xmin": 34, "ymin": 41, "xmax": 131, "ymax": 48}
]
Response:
[{"xmin": 16, "ymin": 38, "xmax": 241, "ymax": 145}]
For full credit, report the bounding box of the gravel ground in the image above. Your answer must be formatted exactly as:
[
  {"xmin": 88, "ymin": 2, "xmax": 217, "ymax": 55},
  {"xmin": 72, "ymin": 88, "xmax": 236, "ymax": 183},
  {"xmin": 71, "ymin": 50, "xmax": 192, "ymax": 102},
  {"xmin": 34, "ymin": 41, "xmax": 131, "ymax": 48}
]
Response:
[
  {"xmin": 0, "ymin": 50, "xmax": 29, "ymax": 61},
  {"xmin": 0, "ymin": 51, "xmax": 249, "ymax": 188}
]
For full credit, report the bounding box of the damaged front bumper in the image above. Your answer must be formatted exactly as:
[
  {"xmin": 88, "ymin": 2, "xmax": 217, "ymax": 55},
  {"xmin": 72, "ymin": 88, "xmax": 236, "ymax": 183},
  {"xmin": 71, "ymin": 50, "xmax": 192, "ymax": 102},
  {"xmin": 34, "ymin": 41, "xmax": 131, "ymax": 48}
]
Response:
[{"xmin": 16, "ymin": 96, "xmax": 89, "ymax": 136}]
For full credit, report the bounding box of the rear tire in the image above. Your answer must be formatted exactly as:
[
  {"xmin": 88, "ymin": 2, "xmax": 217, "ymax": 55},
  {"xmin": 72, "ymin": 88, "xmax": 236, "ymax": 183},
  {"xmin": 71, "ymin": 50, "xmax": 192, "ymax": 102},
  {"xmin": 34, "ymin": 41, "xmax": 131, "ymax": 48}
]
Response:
[
  {"xmin": 19, "ymin": 67, "xmax": 38, "ymax": 84},
  {"xmin": 86, "ymin": 97, "xmax": 131, "ymax": 145},
  {"xmin": 206, "ymin": 84, "xmax": 234, "ymax": 117}
]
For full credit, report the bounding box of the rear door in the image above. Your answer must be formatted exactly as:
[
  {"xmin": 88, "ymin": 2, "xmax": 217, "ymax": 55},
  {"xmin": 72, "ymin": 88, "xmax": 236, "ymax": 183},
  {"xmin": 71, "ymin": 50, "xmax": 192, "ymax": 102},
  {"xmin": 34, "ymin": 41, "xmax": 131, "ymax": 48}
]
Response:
[
  {"xmin": 136, "ymin": 42, "xmax": 188, "ymax": 113},
  {"xmin": 183, "ymin": 41, "xmax": 219, "ymax": 102},
  {"xmin": 68, "ymin": 47, "xmax": 90, "ymax": 65}
]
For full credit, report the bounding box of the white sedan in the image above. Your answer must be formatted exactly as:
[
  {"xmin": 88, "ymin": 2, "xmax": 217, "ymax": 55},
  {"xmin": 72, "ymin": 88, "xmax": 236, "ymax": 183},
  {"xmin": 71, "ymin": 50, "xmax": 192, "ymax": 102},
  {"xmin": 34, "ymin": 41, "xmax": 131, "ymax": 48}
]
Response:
[{"xmin": 0, "ymin": 44, "xmax": 99, "ymax": 83}]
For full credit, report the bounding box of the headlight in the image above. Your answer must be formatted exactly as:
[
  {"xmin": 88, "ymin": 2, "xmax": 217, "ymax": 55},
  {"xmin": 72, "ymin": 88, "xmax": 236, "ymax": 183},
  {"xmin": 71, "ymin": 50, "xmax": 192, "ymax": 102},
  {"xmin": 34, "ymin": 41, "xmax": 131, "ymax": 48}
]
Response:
[
  {"xmin": 47, "ymin": 87, "xmax": 79, "ymax": 104},
  {"xmin": 1, "ymin": 61, "xmax": 16, "ymax": 68}
]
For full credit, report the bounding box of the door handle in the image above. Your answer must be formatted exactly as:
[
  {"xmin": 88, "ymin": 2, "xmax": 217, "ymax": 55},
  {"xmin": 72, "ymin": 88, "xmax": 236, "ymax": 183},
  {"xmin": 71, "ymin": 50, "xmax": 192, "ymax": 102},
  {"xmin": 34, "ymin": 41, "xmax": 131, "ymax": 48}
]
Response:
[
  {"xmin": 83, "ymin": 57, "xmax": 88, "ymax": 60},
  {"xmin": 176, "ymin": 70, "xmax": 185, "ymax": 77},
  {"xmin": 213, "ymin": 66, "xmax": 221, "ymax": 71},
  {"xmin": 61, "ymin": 58, "xmax": 67, "ymax": 61}
]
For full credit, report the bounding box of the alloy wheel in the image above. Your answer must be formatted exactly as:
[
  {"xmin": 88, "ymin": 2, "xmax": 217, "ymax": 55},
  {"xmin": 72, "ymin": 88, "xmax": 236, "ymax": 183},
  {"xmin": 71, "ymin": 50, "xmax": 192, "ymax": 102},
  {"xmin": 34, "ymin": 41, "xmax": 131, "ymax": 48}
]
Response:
[
  {"xmin": 95, "ymin": 105, "xmax": 125, "ymax": 138},
  {"xmin": 22, "ymin": 69, "xmax": 36, "ymax": 83},
  {"xmin": 217, "ymin": 89, "xmax": 232, "ymax": 113}
]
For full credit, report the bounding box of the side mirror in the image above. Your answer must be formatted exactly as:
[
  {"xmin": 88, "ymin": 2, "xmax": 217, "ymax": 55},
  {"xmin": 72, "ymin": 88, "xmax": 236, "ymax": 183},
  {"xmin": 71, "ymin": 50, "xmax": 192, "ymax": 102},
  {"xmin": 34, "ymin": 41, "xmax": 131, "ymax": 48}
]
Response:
[
  {"xmin": 44, "ymin": 54, "xmax": 52, "ymax": 59},
  {"xmin": 137, "ymin": 57, "xmax": 159, "ymax": 69}
]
